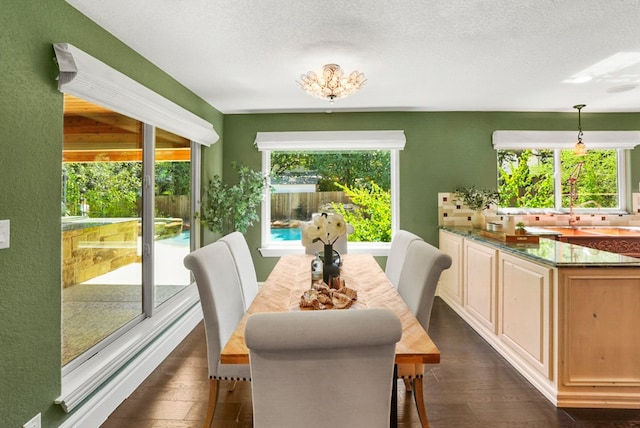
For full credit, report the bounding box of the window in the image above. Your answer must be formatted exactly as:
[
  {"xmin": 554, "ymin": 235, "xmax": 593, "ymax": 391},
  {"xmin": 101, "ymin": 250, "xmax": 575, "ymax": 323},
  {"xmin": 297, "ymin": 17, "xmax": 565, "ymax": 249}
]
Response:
[
  {"xmin": 493, "ymin": 130, "xmax": 640, "ymax": 213},
  {"xmin": 497, "ymin": 148, "xmax": 623, "ymax": 211},
  {"xmin": 256, "ymin": 131, "xmax": 406, "ymax": 256},
  {"xmin": 54, "ymin": 43, "xmax": 217, "ymax": 414}
]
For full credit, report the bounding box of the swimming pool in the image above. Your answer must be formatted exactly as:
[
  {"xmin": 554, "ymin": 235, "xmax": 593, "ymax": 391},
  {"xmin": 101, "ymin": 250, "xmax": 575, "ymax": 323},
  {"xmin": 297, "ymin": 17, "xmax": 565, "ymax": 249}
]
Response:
[{"xmin": 271, "ymin": 227, "xmax": 301, "ymax": 241}]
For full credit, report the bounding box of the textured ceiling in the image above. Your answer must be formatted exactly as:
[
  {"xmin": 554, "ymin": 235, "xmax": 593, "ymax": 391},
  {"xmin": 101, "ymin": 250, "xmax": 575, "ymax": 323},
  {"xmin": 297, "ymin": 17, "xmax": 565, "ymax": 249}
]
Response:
[{"xmin": 67, "ymin": 0, "xmax": 640, "ymax": 114}]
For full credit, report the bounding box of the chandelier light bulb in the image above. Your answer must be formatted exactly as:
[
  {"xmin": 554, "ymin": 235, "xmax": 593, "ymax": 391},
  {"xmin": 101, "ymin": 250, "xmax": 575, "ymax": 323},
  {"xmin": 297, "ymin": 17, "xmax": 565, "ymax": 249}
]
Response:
[{"xmin": 298, "ymin": 64, "xmax": 366, "ymax": 101}]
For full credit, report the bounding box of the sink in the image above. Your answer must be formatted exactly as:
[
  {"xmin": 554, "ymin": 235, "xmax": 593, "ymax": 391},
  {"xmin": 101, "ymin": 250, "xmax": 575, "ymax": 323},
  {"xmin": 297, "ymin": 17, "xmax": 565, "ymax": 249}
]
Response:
[{"xmin": 537, "ymin": 226, "xmax": 640, "ymax": 237}]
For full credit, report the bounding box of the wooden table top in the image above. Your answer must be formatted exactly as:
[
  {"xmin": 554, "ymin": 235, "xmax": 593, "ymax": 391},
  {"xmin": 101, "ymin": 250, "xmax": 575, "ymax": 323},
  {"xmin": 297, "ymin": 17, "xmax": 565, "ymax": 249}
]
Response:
[{"xmin": 220, "ymin": 254, "xmax": 440, "ymax": 365}]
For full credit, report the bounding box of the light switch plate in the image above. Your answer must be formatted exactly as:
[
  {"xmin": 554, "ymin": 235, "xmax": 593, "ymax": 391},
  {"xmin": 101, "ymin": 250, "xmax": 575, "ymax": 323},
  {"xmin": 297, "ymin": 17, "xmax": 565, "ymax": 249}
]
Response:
[{"xmin": 0, "ymin": 219, "xmax": 10, "ymax": 249}]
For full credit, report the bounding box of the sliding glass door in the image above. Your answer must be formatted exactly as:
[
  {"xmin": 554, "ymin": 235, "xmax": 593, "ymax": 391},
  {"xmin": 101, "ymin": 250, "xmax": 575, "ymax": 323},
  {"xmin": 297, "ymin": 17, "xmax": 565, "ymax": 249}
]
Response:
[{"xmin": 61, "ymin": 95, "xmax": 194, "ymax": 366}]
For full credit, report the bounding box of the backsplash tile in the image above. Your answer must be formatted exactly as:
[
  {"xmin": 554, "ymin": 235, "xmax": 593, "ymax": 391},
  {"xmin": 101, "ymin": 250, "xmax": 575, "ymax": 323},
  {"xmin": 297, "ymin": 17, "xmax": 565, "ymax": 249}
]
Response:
[{"xmin": 438, "ymin": 192, "xmax": 640, "ymax": 228}]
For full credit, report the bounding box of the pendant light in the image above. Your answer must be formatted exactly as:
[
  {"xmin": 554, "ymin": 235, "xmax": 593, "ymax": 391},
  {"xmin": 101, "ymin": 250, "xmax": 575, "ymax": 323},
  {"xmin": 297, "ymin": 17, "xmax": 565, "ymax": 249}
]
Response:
[{"xmin": 573, "ymin": 104, "xmax": 587, "ymax": 156}]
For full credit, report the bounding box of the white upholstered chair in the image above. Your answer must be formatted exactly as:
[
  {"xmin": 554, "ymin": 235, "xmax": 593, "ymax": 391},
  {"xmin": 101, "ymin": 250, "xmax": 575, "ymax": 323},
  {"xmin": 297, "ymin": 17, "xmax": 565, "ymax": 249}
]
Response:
[
  {"xmin": 183, "ymin": 241, "xmax": 251, "ymax": 428},
  {"xmin": 219, "ymin": 231, "xmax": 259, "ymax": 311},
  {"xmin": 396, "ymin": 239, "xmax": 452, "ymax": 427},
  {"xmin": 385, "ymin": 230, "xmax": 424, "ymax": 288},
  {"xmin": 245, "ymin": 308, "xmax": 402, "ymax": 428}
]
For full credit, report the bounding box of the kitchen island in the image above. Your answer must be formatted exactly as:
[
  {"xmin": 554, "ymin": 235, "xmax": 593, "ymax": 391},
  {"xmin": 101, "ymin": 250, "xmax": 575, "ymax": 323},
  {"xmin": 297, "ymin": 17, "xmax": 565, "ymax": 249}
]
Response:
[{"xmin": 438, "ymin": 226, "xmax": 640, "ymax": 409}]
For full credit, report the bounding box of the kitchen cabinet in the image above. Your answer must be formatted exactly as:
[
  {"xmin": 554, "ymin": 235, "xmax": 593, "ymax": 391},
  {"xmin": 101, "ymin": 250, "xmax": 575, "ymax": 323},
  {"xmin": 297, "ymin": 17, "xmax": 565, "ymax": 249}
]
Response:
[{"xmin": 438, "ymin": 227, "xmax": 640, "ymax": 409}]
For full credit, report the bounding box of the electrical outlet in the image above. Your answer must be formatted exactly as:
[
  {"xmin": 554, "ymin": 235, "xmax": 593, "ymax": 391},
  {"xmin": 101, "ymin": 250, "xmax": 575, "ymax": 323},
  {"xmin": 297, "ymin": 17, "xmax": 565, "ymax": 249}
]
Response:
[{"xmin": 23, "ymin": 413, "xmax": 41, "ymax": 428}]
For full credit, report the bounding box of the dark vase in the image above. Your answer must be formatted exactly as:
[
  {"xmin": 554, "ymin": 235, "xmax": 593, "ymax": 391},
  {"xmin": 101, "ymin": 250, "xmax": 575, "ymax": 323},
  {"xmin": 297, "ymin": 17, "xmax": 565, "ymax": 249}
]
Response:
[{"xmin": 323, "ymin": 244, "xmax": 340, "ymax": 284}]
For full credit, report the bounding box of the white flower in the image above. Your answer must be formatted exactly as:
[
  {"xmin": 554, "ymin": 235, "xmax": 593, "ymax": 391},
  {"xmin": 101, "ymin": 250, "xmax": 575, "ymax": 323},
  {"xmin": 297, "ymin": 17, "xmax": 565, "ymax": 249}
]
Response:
[{"xmin": 301, "ymin": 212, "xmax": 347, "ymax": 246}]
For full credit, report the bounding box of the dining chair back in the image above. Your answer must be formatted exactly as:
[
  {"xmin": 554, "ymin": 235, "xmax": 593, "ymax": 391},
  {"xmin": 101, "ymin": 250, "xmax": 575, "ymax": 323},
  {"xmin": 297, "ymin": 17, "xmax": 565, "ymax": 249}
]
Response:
[
  {"xmin": 219, "ymin": 231, "xmax": 259, "ymax": 310},
  {"xmin": 385, "ymin": 230, "xmax": 424, "ymax": 288},
  {"xmin": 397, "ymin": 239, "xmax": 452, "ymax": 331},
  {"xmin": 183, "ymin": 241, "xmax": 251, "ymax": 428},
  {"xmin": 395, "ymin": 239, "xmax": 452, "ymax": 427},
  {"xmin": 245, "ymin": 308, "xmax": 402, "ymax": 428}
]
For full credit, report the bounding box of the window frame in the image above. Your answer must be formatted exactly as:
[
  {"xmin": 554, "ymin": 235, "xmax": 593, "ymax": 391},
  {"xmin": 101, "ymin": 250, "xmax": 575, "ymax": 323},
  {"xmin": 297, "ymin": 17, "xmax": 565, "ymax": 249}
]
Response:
[
  {"xmin": 54, "ymin": 43, "xmax": 214, "ymax": 415},
  {"xmin": 255, "ymin": 131, "xmax": 406, "ymax": 257},
  {"xmin": 493, "ymin": 130, "xmax": 640, "ymax": 214},
  {"xmin": 497, "ymin": 148, "xmax": 629, "ymax": 214}
]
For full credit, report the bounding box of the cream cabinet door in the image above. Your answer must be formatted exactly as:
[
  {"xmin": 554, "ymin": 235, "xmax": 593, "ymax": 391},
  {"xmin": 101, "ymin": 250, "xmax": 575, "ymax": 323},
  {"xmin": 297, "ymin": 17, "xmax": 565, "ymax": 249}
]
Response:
[
  {"xmin": 499, "ymin": 252, "xmax": 553, "ymax": 379},
  {"xmin": 438, "ymin": 230, "xmax": 464, "ymax": 309},
  {"xmin": 464, "ymin": 239, "xmax": 498, "ymax": 334}
]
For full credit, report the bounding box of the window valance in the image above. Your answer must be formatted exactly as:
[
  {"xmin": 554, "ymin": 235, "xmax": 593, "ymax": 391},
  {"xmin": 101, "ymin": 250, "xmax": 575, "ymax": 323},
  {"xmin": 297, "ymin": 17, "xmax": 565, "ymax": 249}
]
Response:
[
  {"xmin": 492, "ymin": 130, "xmax": 640, "ymax": 150},
  {"xmin": 53, "ymin": 43, "xmax": 219, "ymax": 146},
  {"xmin": 255, "ymin": 130, "xmax": 406, "ymax": 151}
]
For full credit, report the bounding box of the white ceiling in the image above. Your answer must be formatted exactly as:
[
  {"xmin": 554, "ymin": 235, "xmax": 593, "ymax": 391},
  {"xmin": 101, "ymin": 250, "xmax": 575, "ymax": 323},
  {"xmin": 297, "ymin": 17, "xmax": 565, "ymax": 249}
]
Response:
[{"xmin": 67, "ymin": 0, "xmax": 640, "ymax": 114}]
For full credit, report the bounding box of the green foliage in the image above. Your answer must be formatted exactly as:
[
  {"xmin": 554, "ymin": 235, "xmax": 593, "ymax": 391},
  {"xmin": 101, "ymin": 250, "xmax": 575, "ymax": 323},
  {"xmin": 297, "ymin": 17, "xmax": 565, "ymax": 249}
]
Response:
[
  {"xmin": 62, "ymin": 162, "xmax": 142, "ymax": 217},
  {"xmin": 271, "ymin": 151, "xmax": 391, "ymax": 191},
  {"xmin": 155, "ymin": 162, "xmax": 190, "ymax": 196},
  {"xmin": 200, "ymin": 162, "xmax": 266, "ymax": 235},
  {"xmin": 497, "ymin": 150, "xmax": 554, "ymax": 208},
  {"xmin": 497, "ymin": 149, "xmax": 619, "ymax": 209},
  {"xmin": 332, "ymin": 181, "xmax": 391, "ymax": 242},
  {"xmin": 62, "ymin": 161, "xmax": 192, "ymax": 218},
  {"xmin": 454, "ymin": 186, "xmax": 498, "ymax": 211}
]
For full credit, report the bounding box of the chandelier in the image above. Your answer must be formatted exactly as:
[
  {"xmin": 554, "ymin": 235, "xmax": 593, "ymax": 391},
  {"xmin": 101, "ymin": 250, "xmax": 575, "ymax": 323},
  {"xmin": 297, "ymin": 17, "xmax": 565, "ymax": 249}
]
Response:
[
  {"xmin": 297, "ymin": 64, "xmax": 366, "ymax": 103},
  {"xmin": 573, "ymin": 104, "xmax": 587, "ymax": 155}
]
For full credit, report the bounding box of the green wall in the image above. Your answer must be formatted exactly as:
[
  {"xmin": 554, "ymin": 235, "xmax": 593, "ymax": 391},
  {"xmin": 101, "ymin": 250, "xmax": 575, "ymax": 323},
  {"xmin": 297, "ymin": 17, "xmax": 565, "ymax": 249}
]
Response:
[
  {"xmin": 0, "ymin": 2, "xmax": 222, "ymax": 426},
  {"xmin": 223, "ymin": 112, "xmax": 640, "ymax": 281}
]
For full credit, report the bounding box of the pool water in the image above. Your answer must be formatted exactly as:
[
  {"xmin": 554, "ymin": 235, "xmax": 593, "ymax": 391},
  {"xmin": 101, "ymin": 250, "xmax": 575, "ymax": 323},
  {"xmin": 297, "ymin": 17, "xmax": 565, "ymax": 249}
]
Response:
[
  {"xmin": 271, "ymin": 227, "xmax": 301, "ymax": 241},
  {"xmin": 159, "ymin": 228, "xmax": 301, "ymax": 244}
]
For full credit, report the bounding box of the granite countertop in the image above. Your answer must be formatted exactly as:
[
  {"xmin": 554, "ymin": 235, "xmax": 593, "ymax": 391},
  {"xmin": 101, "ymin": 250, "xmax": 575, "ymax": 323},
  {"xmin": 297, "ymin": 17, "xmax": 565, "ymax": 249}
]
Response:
[{"xmin": 440, "ymin": 226, "xmax": 640, "ymax": 268}]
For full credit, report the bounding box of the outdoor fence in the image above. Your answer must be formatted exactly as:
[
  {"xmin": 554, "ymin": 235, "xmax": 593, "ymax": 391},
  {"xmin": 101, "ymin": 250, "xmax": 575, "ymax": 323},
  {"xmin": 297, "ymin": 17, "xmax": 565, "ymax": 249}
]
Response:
[
  {"xmin": 153, "ymin": 192, "xmax": 352, "ymax": 224},
  {"xmin": 271, "ymin": 191, "xmax": 351, "ymax": 221},
  {"xmin": 155, "ymin": 195, "xmax": 191, "ymax": 221}
]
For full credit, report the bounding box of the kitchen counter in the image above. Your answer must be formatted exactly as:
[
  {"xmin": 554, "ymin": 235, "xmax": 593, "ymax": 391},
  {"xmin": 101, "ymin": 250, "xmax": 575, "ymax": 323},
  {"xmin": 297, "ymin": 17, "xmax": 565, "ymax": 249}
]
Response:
[{"xmin": 440, "ymin": 226, "xmax": 640, "ymax": 267}]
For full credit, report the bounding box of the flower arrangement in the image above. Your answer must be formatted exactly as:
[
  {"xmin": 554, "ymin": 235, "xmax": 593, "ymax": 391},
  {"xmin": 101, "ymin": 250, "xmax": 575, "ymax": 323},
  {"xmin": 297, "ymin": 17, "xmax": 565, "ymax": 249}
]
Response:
[
  {"xmin": 454, "ymin": 186, "xmax": 499, "ymax": 211},
  {"xmin": 300, "ymin": 213, "xmax": 347, "ymax": 247}
]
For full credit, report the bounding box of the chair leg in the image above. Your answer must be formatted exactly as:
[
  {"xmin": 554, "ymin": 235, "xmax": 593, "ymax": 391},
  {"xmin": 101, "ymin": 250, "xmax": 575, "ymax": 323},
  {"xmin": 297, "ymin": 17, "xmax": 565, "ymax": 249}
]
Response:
[
  {"xmin": 203, "ymin": 378, "xmax": 219, "ymax": 428},
  {"xmin": 412, "ymin": 377, "xmax": 429, "ymax": 428},
  {"xmin": 402, "ymin": 377, "xmax": 413, "ymax": 392}
]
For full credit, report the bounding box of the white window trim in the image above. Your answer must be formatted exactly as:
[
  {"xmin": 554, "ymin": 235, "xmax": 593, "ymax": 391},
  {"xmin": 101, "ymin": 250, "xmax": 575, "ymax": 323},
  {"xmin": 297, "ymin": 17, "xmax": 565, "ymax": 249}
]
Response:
[
  {"xmin": 492, "ymin": 130, "xmax": 640, "ymax": 150},
  {"xmin": 255, "ymin": 130, "xmax": 406, "ymax": 257},
  {"xmin": 53, "ymin": 43, "xmax": 219, "ymax": 146}
]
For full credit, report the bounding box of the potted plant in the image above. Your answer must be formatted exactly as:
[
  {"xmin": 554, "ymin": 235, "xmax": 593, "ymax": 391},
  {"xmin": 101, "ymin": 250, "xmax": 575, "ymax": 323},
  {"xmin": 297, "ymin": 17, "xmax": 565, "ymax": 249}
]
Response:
[
  {"xmin": 515, "ymin": 222, "xmax": 527, "ymax": 235},
  {"xmin": 200, "ymin": 162, "xmax": 266, "ymax": 236},
  {"xmin": 454, "ymin": 186, "xmax": 499, "ymax": 229}
]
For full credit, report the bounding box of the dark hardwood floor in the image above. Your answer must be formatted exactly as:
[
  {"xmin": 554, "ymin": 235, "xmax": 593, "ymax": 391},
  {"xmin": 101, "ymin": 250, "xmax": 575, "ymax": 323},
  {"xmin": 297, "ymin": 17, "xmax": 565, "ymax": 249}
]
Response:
[{"xmin": 102, "ymin": 298, "xmax": 640, "ymax": 427}]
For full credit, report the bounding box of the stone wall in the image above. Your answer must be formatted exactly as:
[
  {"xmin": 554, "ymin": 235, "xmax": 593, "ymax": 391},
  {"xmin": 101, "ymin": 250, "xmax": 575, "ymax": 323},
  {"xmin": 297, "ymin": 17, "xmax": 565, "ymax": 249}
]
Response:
[{"xmin": 62, "ymin": 219, "xmax": 139, "ymax": 288}]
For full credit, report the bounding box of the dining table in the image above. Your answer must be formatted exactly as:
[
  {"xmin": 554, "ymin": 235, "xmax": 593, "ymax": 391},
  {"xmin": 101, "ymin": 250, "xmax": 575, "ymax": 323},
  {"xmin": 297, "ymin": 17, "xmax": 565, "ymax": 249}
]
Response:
[{"xmin": 220, "ymin": 253, "xmax": 440, "ymax": 427}]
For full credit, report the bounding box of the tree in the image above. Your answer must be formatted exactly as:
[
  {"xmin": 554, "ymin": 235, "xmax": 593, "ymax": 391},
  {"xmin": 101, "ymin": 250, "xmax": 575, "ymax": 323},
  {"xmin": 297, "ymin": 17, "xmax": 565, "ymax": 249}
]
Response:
[
  {"xmin": 332, "ymin": 181, "xmax": 391, "ymax": 242},
  {"xmin": 200, "ymin": 162, "xmax": 266, "ymax": 235}
]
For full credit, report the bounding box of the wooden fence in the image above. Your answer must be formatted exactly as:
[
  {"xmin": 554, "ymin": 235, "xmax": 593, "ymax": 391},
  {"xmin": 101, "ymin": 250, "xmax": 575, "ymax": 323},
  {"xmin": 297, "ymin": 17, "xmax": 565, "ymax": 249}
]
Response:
[
  {"xmin": 155, "ymin": 195, "xmax": 191, "ymax": 221},
  {"xmin": 154, "ymin": 191, "xmax": 350, "ymax": 223},
  {"xmin": 271, "ymin": 191, "xmax": 351, "ymax": 220}
]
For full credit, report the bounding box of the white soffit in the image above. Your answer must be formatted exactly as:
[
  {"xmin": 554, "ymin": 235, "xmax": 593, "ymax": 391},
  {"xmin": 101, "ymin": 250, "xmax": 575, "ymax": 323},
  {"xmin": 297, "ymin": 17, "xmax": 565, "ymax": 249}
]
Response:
[
  {"xmin": 53, "ymin": 43, "xmax": 219, "ymax": 146},
  {"xmin": 492, "ymin": 130, "xmax": 640, "ymax": 150},
  {"xmin": 255, "ymin": 130, "xmax": 406, "ymax": 151}
]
